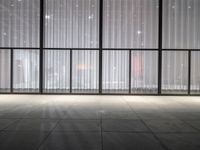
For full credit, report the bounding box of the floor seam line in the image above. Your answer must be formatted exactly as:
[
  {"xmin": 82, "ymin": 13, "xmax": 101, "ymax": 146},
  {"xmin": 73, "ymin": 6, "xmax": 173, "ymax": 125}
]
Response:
[
  {"xmin": 179, "ymin": 118, "xmax": 200, "ymax": 133},
  {"xmin": 121, "ymin": 96, "xmax": 170, "ymax": 150},
  {"xmin": 2, "ymin": 118, "xmax": 22, "ymax": 131},
  {"xmin": 100, "ymin": 113, "xmax": 104, "ymax": 150},
  {"xmin": 34, "ymin": 119, "xmax": 61, "ymax": 150}
]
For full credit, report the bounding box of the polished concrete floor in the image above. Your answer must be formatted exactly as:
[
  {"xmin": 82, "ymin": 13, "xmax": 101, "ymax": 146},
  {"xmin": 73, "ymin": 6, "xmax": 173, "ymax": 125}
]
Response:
[{"xmin": 0, "ymin": 95, "xmax": 200, "ymax": 150}]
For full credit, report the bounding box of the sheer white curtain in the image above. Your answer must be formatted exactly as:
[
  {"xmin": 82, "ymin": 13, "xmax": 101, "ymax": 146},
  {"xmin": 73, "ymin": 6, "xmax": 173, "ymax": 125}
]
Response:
[
  {"xmin": 44, "ymin": 50, "xmax": 70, "ymax": 92},
  {"xmin": 163, "ymin": 0, "xmax": 200, "ymax": 49},
  {"xmin": 102, "ymin": 0, "xmax": 158, "ymax": 93},
  {"xmin": 131, "ymin": 51, "xmax": 158, "ymax": 93},
  {"xmin": 45, "ymin": 0, "xmax": 99, "ymax": 48},
  {"xmin": 0, "ymin": 0, "xmax": 40, "ymax": 47},
  {"xmin": 102, "ymin": 50, "xmax": 129, "ymax": 93},
  {"xmin": 72, "ymin": 50, "xmax": 99, "ymax": 93},
  {"xmin": 162, "ymin": 51, "xmax": 188, "ymax": 94},
  {"xmin": 0, "ymin": 50, "xmax": 10, "ymax": 92},
  {"xmin": 13, "ymin": 50, "xmax": 39, "ymax": 92},
  {"xmin": 1, "ymin": 0, "xmax": 200, "ymax": 94},
  {"xmin": 103, "ymin": 0, "xmax": 158, "ymax": 48},
  {"xmin": 162, "ymin": 0, "xmax": 200, "ymax": 94},
  {"xmin": 191, "ymin": 52, "xmax": 200, "ymax": 94}
]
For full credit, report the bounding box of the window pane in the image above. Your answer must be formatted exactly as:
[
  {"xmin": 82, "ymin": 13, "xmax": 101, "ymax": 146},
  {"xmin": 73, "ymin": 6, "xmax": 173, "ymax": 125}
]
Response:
[
  {"xmin": 13, "ymin": 50, "xmax": 39, "ymax": 93},
  {"xmin": 44, "ymin": 50, "xmax": 70, "ymax": 93},
  {"xmin": 191, "ymin": 51, "xmax": 200, "ymax": 94},
  {"xmin": 103, "ymin": 0, "xmax": 158, "ymax": 48},
  {"xmin": 162, "ymin": 51, "xmax": 188, "ymax": 94},
  {"xmin": 72, "ymin": 50, "xmax": 99, "ymax": 93},
  {"xmin": 45, "ymin": 0, "xmax": 99, "ymax": 48},
  {"xmin": 0, "ymin": 49, "xmax": 10, "ymax": 92},
  {"xmin": 0, "ymin": 0, "xmax": 40, "ymax": 47},
  {"xmin": 131, "ymin": 51, "xmax": 158, "ymax": 94},
  {"xmin": 163, "ymin": 0, "xmax": 200, "ymax": 49},
  {"xmin": 102, "ymin": 50, "xmax": 129, "ymax": 93}
]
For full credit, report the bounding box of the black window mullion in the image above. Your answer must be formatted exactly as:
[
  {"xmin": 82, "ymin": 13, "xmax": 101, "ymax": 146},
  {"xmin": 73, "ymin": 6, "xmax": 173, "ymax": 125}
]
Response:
[
  {"xmin": 129, "ymin": 50, "xmax": 132, "ymax": 94},
  {"xmin": 39, "ymin": 0, "xmax": 44, "ymax": 93},
  {"xmin": 99, "ymin": 0, "xmax": 103, "ymax": 94},
  {"xmin": 10, "ymin": 48, "xmax": 13, "ymax": 93},
  {"xmin": 70, "ymin": 49, "xmax": 72, "ymax": 93},
  {"xmin": 188, "ymin": 50, "xmax": 191, "ymax": 95},
  {"xmin": 158, "ymin": 0, "xmax": 163, "ymax": 94}
]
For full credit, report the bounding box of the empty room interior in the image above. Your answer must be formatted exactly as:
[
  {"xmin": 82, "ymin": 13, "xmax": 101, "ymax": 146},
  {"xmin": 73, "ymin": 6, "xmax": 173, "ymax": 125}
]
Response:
[{"xmin": 0, "ymin": 0, "xmax": 200, "ymax": 150}]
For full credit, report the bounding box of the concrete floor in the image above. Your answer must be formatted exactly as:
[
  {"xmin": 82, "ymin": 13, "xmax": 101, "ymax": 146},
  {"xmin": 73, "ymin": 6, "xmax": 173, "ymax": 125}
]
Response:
[{"xmin": 0, "ymin": 95, "xmax": 200, "ymax": 150}]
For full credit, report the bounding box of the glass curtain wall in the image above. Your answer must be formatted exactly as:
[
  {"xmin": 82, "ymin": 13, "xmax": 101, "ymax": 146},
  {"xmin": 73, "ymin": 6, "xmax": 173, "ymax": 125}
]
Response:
[
  {"xmin": 0, "ymin": 0, "xmax": 200, "ymax": 95},
  {"xmin": 0, "ymin": 0, "xmax": 40, "ymax": 93},
  {"xmin": 162, "ymin": 0, "xmax": 200, "ymax": 94},
  {"xmin": 44, "ymin": 0, "xmax": 99, "ymax": 93},
  {"xmin": 103, "ymin": 0, "xmax": 158, "ymax": 94}
]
